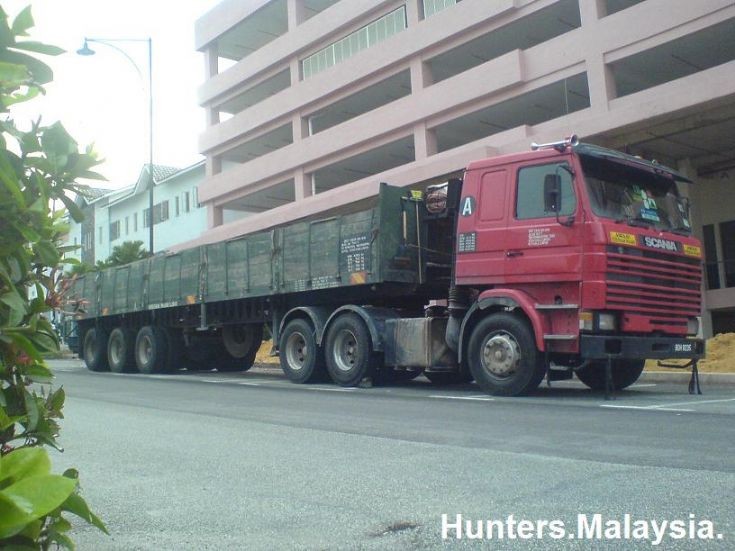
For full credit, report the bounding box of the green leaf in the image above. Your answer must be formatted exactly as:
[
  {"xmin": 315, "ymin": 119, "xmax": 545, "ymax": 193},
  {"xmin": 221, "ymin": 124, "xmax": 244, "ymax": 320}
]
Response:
[
  {"xmin": 10, "ymin": 6, "xmax": 33, "ymax": 36},
  {"xmin": 0, "ymin": 60, "xmax": 29, "ymax": 83},
  {"xmin": 0, "ymin": 448, "xmax": 50, "ymax": 484},
  {"xmin": 22, "ymin": 391, "xmax": 39, "ymax": 432},
  {"xmin": 62, "ymin": 492, "xmax": 108, "ymax": 535},
  {"xmin": 12, "ymin": 41, "xmax": 64, "ymax": 56},
  {"xmin": 0, "ymin": 409, "xmax": 24, "ymax": 432},
  {"xmin": 58, "ymin": 193, "xmax": 84, "ymax": 224},
  {"xmin": 0, "ymin": 474, "xmax": 76, "ymax": 525},
  {"xmin": 0, "ymin": 492, "xmax": 33, "ymax": 539},
  {"xmin": 22, "ymin": 363, "xmax": 53, "ymax": 383},
  {"xmin": 48, "ymin": 387, "xmax": 65, "ymax": 412},
  {"xmin": 0, "ymin": 49, "xmax": 53, "ymax": 85},
  {"xmin": 0, "ymin": 289, "xmax": 27, "ymax": 315}
]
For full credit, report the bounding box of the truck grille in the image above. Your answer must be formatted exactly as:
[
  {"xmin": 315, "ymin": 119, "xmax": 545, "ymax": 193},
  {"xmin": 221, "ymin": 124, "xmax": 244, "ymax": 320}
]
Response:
[{"xmin": 605, "ymin": 246, "xmax": 701, "ymax": 327}]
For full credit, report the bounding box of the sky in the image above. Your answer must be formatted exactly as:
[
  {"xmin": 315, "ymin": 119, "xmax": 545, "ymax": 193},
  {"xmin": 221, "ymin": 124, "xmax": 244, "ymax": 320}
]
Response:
[{"xmin": 4, "ymin": 0, "xmax": 221, "ymax": 189}]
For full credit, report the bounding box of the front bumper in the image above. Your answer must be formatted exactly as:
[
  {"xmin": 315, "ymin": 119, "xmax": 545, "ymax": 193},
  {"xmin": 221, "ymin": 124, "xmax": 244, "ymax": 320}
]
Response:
[{"xmin": 580, "ymin": 334, "xmax": 705, "ymax": 360}]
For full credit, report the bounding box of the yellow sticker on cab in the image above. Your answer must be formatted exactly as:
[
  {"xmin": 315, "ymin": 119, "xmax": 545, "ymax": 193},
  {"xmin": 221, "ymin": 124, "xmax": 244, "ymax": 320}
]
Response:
[
  {"xmin": 610, "ymin": 231, "xmax": 637, "ymax": 246},
  {"xmin": 683, "ymin": 244, "xmax": 702, "ymax": 258}
]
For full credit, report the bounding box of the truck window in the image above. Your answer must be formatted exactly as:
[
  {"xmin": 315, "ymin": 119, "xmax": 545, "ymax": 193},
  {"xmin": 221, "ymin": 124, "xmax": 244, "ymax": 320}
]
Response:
[{"xmin": 515, "ymin": 162, "xmax": 575, "ymax": 219}]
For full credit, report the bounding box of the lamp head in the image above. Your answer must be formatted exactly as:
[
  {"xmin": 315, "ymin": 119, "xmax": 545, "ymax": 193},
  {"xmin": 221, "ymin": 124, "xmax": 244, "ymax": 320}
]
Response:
[{"xmin": 76, "ymin": 40, "xmax": 95, "ymax": 56}]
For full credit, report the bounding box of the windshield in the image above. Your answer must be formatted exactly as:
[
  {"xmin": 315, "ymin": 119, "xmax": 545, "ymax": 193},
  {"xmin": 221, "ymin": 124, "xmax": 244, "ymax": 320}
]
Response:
[{"xmin": 580, "ymin": 155, "xmax": 691, "ymax": 234}]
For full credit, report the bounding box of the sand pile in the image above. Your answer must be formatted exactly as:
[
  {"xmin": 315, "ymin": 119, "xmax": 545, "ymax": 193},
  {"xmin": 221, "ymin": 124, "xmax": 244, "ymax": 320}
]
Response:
[{"xmin": 646, "ymin": 332, "xmax": 735, "ymax": 373}]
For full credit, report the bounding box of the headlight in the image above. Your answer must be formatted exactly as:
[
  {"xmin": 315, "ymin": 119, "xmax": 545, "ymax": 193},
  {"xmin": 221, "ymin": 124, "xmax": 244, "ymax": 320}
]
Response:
[
  {"xmin": 687, "ymin": 317, "xmax": 700, "ymax": 336},
  {"xmin": 596, "ymin": 312, "xmax": 617, "ymax": 331},
  {"xmin": 580, "ymin": 311, "xmax": 616, "ymax": 331}
]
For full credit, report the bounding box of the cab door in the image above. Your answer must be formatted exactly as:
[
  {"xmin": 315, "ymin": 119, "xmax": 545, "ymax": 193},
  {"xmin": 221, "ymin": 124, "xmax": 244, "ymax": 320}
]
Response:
[{"xmin": 504, "ymin": 160, "xmax": 583, "ymax": 284}]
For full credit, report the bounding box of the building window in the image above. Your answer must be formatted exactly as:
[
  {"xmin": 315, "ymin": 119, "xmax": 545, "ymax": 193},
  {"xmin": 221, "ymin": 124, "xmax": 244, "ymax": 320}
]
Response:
[
  {"xmin": 719, "ymin": 220, "xmax": 735, "ymax": 288},
  {"xmin": 301, "ymin": 7, "xmax": 407, "ymax": 79},
  {"xmin": 125, "ymin": 216, "xmax": 129, "ymax": 235},
  {"xmin": 109, "ymin": 220, "xmax": 121, "ymax": 242},
  {"xmin": 98, "ymin": 226, "xmax": 103, "ymax": 244},
  {"xmin": 175, "ymin": 196, "xmax": 180, "ymax": 216},
  {"xmin": 184, "ymin": 192, "xmax": 190, "ymax": 213},
  {"xmin": 515, "ymin": 163, "xmax": 575, "ymax": 219},
  {"xmin": 134, "ymin": 212, "xmax": 138, "ymax": 232},
  {"xmin": 423, "ymin": 0, "xmax": 461, "ymax": 18},
  {"xmin": 145, "ymin": 201, "xmax": 170, "ymax": 227},
  {"xmin": 193, "ymin": 187, "xmax": 199, "ymax": 208}
]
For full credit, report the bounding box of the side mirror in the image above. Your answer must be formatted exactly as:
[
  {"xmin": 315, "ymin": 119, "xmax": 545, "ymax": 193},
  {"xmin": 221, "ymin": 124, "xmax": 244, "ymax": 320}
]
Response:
[{"xmin": 544, "ymin": 174, "xmax": 562, "ymax": 213}]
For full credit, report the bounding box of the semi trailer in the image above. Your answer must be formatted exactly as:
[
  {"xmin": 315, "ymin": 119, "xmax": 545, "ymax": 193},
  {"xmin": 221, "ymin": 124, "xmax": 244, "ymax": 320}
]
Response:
[{"xmin": 68, "ymin": 136, "xmax": 705, "ymax": 396}]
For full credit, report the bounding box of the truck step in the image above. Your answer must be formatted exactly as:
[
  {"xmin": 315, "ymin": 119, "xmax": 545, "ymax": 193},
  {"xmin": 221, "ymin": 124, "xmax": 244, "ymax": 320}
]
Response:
[
  {"xmin": 535, "ymin": 303, "xmax": 579, "ymax": 310},
  {"xmin": 543, "ymin": 334, "xmax": 577, "ymax": 341}
]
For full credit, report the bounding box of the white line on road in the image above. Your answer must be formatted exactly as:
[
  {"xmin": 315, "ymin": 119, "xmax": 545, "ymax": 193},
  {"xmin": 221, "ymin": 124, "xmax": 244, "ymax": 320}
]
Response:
[
  {"xmin": 629, "ymin": 384, "xmax": 657, "ymax": 388},
  {"xmin": 307, "ymin": 387, "xmax": 356, "ymax": 392},
  {"xmin": 649, "ymin": 397, "xmax": 735, "ymax": 408},
  {"xmin": 600, "ymin": 405, "xmax": 694, "ymax": 412},
  {"xmin": 429, "ymin": 395, "xmax": 495, "ymax": 402}
]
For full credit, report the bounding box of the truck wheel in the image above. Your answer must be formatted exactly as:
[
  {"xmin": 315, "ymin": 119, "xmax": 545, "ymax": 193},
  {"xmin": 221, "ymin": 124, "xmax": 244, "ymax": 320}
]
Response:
[
  {"xmin": 424, "ymin": 370, "xmax": 473, "ymax": 385},
  {"xmin": 467, "ymin": 313, "xmax": 545, "ymax": 396},
  {"xmin": 107, "ymin": 328, "xmax": 135, "ymax": 373},
  {"xmin": 576, "ymin": 359, "xmax": 645, "ymax": 391},
  {"xmin": 83, "ymin": 327, "xmax": 109, "ymax": 372},
  {"xmin": 325, "ymin": 313, "xmax": 377, "ymax": 387},
  {"xmin": 279, "ymin": 318, "xmax": 326, "ymax": 383},
  {"xmin": 222, "ymin": 324, "xmax": 263, "ymax": 359},
  {"xmin": 135, "ymin": 326, "xmax": 169, "ymax": 374}
]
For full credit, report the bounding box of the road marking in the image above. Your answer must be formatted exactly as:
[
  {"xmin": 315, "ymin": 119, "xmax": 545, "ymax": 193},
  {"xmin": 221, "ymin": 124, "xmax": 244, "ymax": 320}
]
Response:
[
  {"xmin": 236, "ymin": 382, "xmax": 261, "ymax": 386},
  {"xmin": 600, "ymin": 405, "xmax": 694, "ymax": 412},
  {"xmin": 307, "ymin": 387, "xmax": 356, "ymax": 392},
  {"xmin": 429, "ymin": 395, "xmax": 494, "ymax": 402},
  {"xmin": 629, "ymin": 384, "xmax": 657, "ymax": 388},
  {"xmin": 650, "ymin": 397, "xmax": 735, "ymax": 408}
]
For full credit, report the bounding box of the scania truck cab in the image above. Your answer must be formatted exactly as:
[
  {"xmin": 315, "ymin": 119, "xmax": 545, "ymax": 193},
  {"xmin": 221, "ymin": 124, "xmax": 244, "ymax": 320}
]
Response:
[{"xmin": 452, "ymin": 136, "xmax": 704, "ymax": 395}]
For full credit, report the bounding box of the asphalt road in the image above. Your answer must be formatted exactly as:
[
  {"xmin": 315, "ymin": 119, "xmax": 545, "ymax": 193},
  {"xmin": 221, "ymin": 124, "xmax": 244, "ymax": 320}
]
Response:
[{"xmin": 47, "ymin": 359, "xmax": 735, "ymax": 550}]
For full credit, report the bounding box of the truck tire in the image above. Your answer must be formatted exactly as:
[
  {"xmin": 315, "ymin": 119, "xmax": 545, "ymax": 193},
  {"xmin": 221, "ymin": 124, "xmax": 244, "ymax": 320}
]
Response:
[
  {"xmin": 467, "ymin": 313, "xmax": 545, "ymax": 396},
  {"xmin": 222, "ymin": 324, "xmax": 263, "ymax": 359},
  {"xmin": 279, "ymin": 318, "xmax": 326, "ymax": 383},
  {"xmin": 107, "ymin": 328, "xmax": 135, "ymax": 373},
  {"xmin": 424, "ymin": 370, "xmax": 473, "ymax": 385},
  {"xmin": 135, "ymin": 326, "xmax": 169, "ymax": 374},
  {"xmin": 575, "ymin": 359, "xmax": 645, "ymax": 391},
  {"xmin": 325, "ymin": 313, "xmax": 377, "ymax": 387},
  {"xmin": 83, "ymin": 327, "xmax": 110, "ymax": 372}
]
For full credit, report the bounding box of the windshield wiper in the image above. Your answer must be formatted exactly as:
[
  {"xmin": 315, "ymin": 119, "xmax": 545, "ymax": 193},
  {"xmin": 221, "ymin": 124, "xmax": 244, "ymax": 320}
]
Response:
[{"xmin": 668, "ymin": 225, "xmax": 691, "ymax": 236}]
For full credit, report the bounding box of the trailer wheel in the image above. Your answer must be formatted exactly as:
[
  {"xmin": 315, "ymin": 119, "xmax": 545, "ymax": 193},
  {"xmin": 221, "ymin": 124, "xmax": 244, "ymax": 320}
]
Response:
[
  {"xmin": 279, "ymin": 318, "xmax": 326, "ymax": 383},
  {"xmin": 325, "ymin": 314, "xmax": 377, "ymax": 387},
  {"xmin": 222, "ymin": 324, "xmax": 263, "ymax": 358},
  {"xmin": 107, "ymin": 328, "xmax": 135, "ymax": 373},
  {"xmin": 576, "ymin": 359, "xmax": 645, "ymax": 391},
  {"xmin": 467, "ymin": 313, "xmax": 545, "ymax": 396},
  {"xmin": 83, "ymin": 327, "xmax": 109, "ymax": 372},
  {"xmin": 135, "ymin": 326, "xmax": 169, "ymax": 374}
]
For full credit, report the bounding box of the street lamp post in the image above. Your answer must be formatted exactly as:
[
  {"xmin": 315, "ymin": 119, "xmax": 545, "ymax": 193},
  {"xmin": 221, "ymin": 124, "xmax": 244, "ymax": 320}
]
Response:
[{"xmin": 77, "ymin": 37, "xmax": 155, "ymax": 254}]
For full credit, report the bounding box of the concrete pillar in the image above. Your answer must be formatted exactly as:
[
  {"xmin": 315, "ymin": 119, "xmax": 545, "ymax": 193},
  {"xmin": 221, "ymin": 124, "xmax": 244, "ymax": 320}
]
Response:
[
  {"xmin": 579, "ymin": 0, "xmax": 615, "ymax": 112},
  {"xmin": 410, "ymin": 58, "xmax": 432, "ymax": 91},
  {"xmin": 294, "ymin": 169, "xmax": 313, "ymax": 200},
  {"xmin": 287, "ymin": 0, "xmax": 306, "ymax": 30},
  {"xmin": 292, "ymin": 113, "xmax": 308, "ymax": 141},
  {"xmin": 290, "ymin": 56, "xmax": 301, "ymax": 85},
  {"xmin": 414, "ymin": 122, "xmax": 437, "ymax": 160},
  {"xmin": 207, "ymin": 204, "xmax": 223, "ymax": 228},
  {"xmin": 206, "ymin": 156, "xmax": 222, "ymax": 178},
  {"xmin": 405, "ymin": 0, "xmax": 422, "ymax": 25}
]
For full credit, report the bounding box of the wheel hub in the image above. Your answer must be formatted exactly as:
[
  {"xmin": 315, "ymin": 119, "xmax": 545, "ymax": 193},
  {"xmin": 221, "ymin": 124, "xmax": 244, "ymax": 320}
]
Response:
[
  {"xmin": 285, "ymin": 332, "xmax": 307, "ymax": 371},
  {"xmin": 481, "ymin": 333, "xmax": 520, "ymax": 377},
  {"xmin": 333, "ymin": 330, "xmax": 357, "ymax": 372}
]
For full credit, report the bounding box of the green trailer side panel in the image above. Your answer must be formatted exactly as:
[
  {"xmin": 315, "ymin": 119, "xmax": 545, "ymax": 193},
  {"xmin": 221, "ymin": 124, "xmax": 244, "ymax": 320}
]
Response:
[
  {"xmin": 180, "ymin": 248, "xmax": 200, "ymax": 303},
  {"xmin": 282, "ymin": 222, "xmax": 310, "ymax": 292},
  {"xmin": 148, "ymin": 256, "xmax": 165, "ymax": 307},
  {"xmin": 99, "ymin": 270, "xmax": 113, "ymax": 316},
  {"xmin": 226, "ymin": 238, "xmax": 249, "ymax": 298},
  {"xmin": 338, "ymin": 208, "xmax": 377, "ymax": 287},
  {"xmin": 129, "ymin": 260, "xmax": 146, "ymax": 312},
  {"xmin": 163, "ymin": 255, "xmax": 181, "ymax": 304},
  {"xmin": 248, "ymin": 232, "xmax": 274, "ymax": 294},
  {"xmin": 205, "ymin": 243, "xmax": 226, "ymax": 301},
  {"xmin": 113, "ymin": 266, "xmax": 129, "ymax": 314},
  {"xmin": 310, "ymin": 218, "xmax": 339, "ymax": 286}
]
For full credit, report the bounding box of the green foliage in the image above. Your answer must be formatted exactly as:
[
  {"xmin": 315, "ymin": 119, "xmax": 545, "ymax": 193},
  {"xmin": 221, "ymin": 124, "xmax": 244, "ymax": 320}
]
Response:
[
  {"xmin": 0, "ymin": 4, "xmax": 107, "ymax": 548},
  {"xmin": 98, "ymin": 240, "xmax": 150, "ymax": 269}
]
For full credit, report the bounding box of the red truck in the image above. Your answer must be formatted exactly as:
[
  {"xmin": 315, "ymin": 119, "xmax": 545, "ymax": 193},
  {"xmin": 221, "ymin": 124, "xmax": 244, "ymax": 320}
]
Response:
[{"xmin": 70, "ymin": 136, "xmax": 704, "ymax": 396}]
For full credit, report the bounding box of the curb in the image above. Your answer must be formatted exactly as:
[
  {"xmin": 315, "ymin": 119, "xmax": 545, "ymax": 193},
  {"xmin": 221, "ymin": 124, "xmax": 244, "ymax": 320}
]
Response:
[{"xmin": 641, "ymin": 371, "xmax": 735, "ymax": 385}]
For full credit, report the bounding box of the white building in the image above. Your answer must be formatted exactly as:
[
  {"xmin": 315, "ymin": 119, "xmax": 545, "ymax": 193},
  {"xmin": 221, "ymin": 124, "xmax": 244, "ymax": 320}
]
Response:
[{"xmin": 64, "ymin": 162, "xmax": 208, "ymax": 265}]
